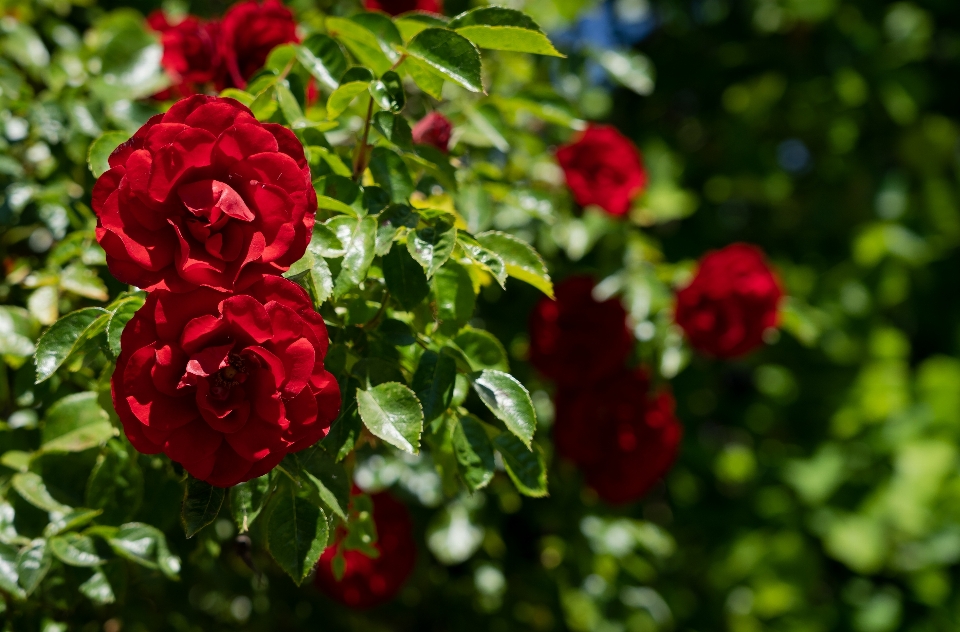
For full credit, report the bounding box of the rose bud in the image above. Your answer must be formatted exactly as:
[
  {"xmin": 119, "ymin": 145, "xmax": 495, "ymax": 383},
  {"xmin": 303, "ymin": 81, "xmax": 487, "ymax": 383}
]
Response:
[
  {"xmin": 147, "ymin": 11, "xmax": 221, "ymax": 98},
  {"xmin": 113, "ymin": 276, "xmax": 340, "ymax": 487},
  {"xmin": 529, "ymin": 276, "xmax": 633, "ymax": 386},
  {"xmin": 92, "ymin": 95, "xmax": 317, "ymax": 293},
  {"xmin": 674, "ymin": 243, "xmax": 783, "ymax": 358},
  {"xmin": 219, "ymin": 0, "xmax": 299, "ymax": 89},
  {"xmin": 555, "ymin": 124, "xmax": 648, "ymax": 217},
  {"xmin": 315, "ymin": 491, "xmax": 417, "ymax": 608},
  {"xmin": 411, "ymin": 112, "xmax": 452, "ymax": 152},
  {"xmin": 364, "ymin": 0, "xmax": 442, "ymax": 17},
  {"xmin": 554, "ymin": 368, "xmax": 682, "ymax": 504}
]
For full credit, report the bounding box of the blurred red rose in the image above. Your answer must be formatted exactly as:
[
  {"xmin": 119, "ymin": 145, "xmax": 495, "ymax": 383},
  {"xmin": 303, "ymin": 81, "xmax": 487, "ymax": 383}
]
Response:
[
  {"xmin": 364, "ymin": 0, "xmax": 442, "ymax": 16},
  {"xmin": 411, "ymin": 112, "xmax": 452, "ymax": 152},
  {"xmin": 555, "ymin": 125, "xmax": 647, "ymax": 216},
  {"xmin": 529, "ymin": 276, "xmax": 633, "ymax": 386},
  {"xmin": 113, "ymin": 276, "xmax": 340, "ymax": 487},
  {"xmin": 92, "ymin": 95, "xmax": 316, "ymax": 292},
  {"xmin": 220, "ymin": 0, "xmax": 298, "ymax": 89},
  {"xmin": 554, "ymin": 368, "xmax": 682, "ymax": 504},
  {"xmin": 674, "ymin": 243, "xmax": 783, "ymax": 358},
  {"xmin": 147, "ymin": 11, "xmax": 221, "ymax": 98},
  {"xmin": 315, "ymin": 491, "xmax": 417, "ymax": 608}
]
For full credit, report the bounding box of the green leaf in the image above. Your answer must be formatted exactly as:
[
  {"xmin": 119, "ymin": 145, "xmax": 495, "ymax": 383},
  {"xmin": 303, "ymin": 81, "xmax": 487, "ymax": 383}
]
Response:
[
  {"xmin": 277, "ymin": 82, "xmax": 305, "ymax": 124},
  {"xmin": 449, "ymin": 7, "xmax": 562, "ymax": 56},
  {"xmin": 327, "ymin": 80, "xmax": 371, "ymax": 120},
  {"xmin": 13, "ymin": 472, "xmax": 70, "ymax": 513},
  {"xmin": 369, "ymin": 146, "xmax": 415, "ymax": 204},
  {"xmin": 351, "ymin": 357, "xmax": 406, "ymax": 387},
  {"xmin": 592, "ymin": 48, "xmax": 655, "ymax": 96},
  {"xmin": 380, "ymin": 318, "xmax": 416, "ymax": 346},
  {"xmin": 396, "ymin": 16, "xmax": 441, "ymax": 41},
  {"xmin": 405, "ymin": 28, "xmax": 483, "ymax": 93},
  {"xmin": 370, "ymin": 70, "xmax": 406, "ymax": 112},
  {"xmin": 453, "ymin": 414, "xmax": 496, "ymax": 491},
  {"xmin": 34, "ymin": 308, "xmax": 110, "ymax": 383},
  {"xmin": 0, "ymin": 543, "xmax": 22, "ymax": 598},
  {"xmin": 41, "ymin": 392, "xmax": 109, "ymax": 445},
  {"xmin": 107, "ymin": 523, "xmax": 180, "ymax": 579},
  {"xmin": 1, "ymin": 451, "xmax": 29, "ymax": 472},
  {"xmin": 0, "ymin": 305, "xmax": 39, "ymax": 361},
  {"xmin": 230, "ymin": 475, "xmax": 271, "ymax": 533},
  {"xmin": 87, "ymin": 131, "xmax": 130, "ymax": 178},
  {"xmin": 250, "ymin": 84, "xmax": 278, "ymax": 120},
  {"xmin": 181, "ymin": 476, "xmax": 225, "ymax": 539},
  {"xmin": 432, "ymin": 260, "xmax": 476, "ymax": 335},
  {"xmin": 285, "ymin": 248, "xmax": 334, "ymax": 307},
  {"xmin": 493, "ymin": 433, "xmax": 548, "ymax": 497},
  {"xmin": 50, "ymin": 534, "xmax": 102, "ymax": 567},
  {"xmin": 327, "ymin": 17, "xmax": 392, "ymax": 75},
  {"xmin": 413, "ymin": 350, "xmax": 457, "ymax": 422},
  {"xmin": 220, "ymin": 87, "xmax": 255, "ymax": 106},
  {"xmin": 458, "ymin": 234, "xmax": 507, "ymax": 287},
  {"xmin": 350, "ymin": 12, "xmax": 404, "ymax": 59},
  {"xmin": 79, "ymin": 570, "xmax": 115, "ymax": 605},
  {"xmin": 376, "ymin": 203, "xmax": 419, "ymax": 254},
  {"xmin": 290, "ymin": 447, "xmax": 351, "ymax": 520},
  {"xmin": 400, "ymin": 56, "xmax": 445, "ymax": 100},
  {"xmin": 44, "ymin": 508, "xmax": 103, "ymax": 538},
  {"xmin": 470, "ymin": 369, "xmax": 537, "ymax": 447},
  {"xmin": 60, "ymin": 263, "xmax": 108, "ymax": 300},
  {"xmin": 356, "ymin": 382, "xmax": 424, "ymax": 454},
  {"xmin": 106, "ymin": 297, "xmax": 144, "ymax": 359},
  {"xmin": 373, "ymin": 111, "xmax": 414, "ymax": 149},
  {"xmin": 408, "ymin": 221, "xmax": 456, "ymax": 278},
  {"xmin": 317, "ymin": 194, "xmax": 358, "ymax": 215},
  {"xmin": 266, "ymin": 484, "xmax": 329, "ymax": 585},
  {"xmin": 322, "ymin": 404, "xmax": 364, "ymax": 462},
  {"xmin": 17, "ymin": 540, "xmax": 50, "ymax": 595},
  {"xmin": 452, "ymin": 328, "xmax": 509, "ymax": 372},
  {"xmin": 383, "ymin": 246, "xmax": 430, "ymax": 310},
  {"xmin": 332, "ymin": 216, "xmax": 378, "ymax": 298},
  {"xmin": 297, "ymin": 34, "xmax": 348, "ymax": 91},
  {"xmin": 86, "ymin": 440, "xmax": 144, "ymax": 524},
  {"xmin": 476, "ymin": 231, "xmax": 553, "ymax": 298},
  {"xmin": 311, "ymin": 147, "xmax": 353, "ymax": 178}
]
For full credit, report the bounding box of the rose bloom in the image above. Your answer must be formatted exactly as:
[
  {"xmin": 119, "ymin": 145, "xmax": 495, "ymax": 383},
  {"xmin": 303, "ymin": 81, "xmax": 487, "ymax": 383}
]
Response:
[
  {"xmin": 113, "ymin": 276, "xmax": 340, "ymax": 487},
  {"xmin": 364, "ymin": 0, "xmax": 442, "ymax": 16},
  {"xmin": 315, "ymin": 491, "xmax": 417, "ymax": 608},
  {"xmin": 411, "ymin": 112, "xmax": 452, "ymax": 152},
  {"xmin": 147, "ymin": 11, "xmax": 221, "ymax": 98},
  {"xmin": 555, "ymin": 125, "xmax": 647, "ymax": 216},
  {"xmin": 92, "ymin": 95, "xmax": 316, "ymax": 293},
  {"xmin": 674, "ymin": 243, "xmax": 783, "ymax": 358},
  {"xmin": 554, "ymin": 369, "xmax": 682, "ymax": 504},
  {"xmin": 529, "ymin": 276, "xmax": 633, "ymax": 386},
  {"xmin": 219, "ymin": 0, "xmax": 298, "ymax": 89}
]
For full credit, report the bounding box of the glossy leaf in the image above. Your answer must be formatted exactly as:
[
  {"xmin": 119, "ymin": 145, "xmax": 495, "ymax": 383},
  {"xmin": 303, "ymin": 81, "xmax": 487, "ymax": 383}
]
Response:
[
  {"xmin": 79, "ymin": 570, "xmax": 115, "ymax": 605},
  {"xmin": 34, "ymin": 307, "xmax": 109, "ymax": 383},
  {"xmin": 0, "ymin": 543, "xmax": 22, "ymax": 598},
  {"xmin": 376, "ymin": 203, "xmax": 419, "ymax": 254},
  {"xmin": 458, "ymin": 234, "xmax": 507, "ymax": 287},
  {"xmin": 453, "ymin": 414, "xmax": 496, "ymax": 491},
  {"xmin": 373, "ymin": 111, "xmax": 414, "ymax": 149},
  {"xmin": 107, "ymin": 523, "xmax": 180, "ymax": 579},
  {"xmin": 452, "ymin": 328, "xmax": 509, "ymax": 372},
  {"xmin": 86, "ymin": 440, "xmax": 144, "ymax": 525},
  {"xmin": 106, "ymin": 296, "xmax": 143, "ymax": 359},
  {"xmin": 370, "ymin": 70, "xmax": 405, "ymax": 112},
  {"xmin": 266, "ymin": 484, "xmax": 329, "ymax": 585},
  {"xmin": 297, "ymin": 34, "xmax": 348, "ymax": 91},
  {"xmin": 229, "ymin": 475, "xmax": 271, "ymax": 533},
  {"xmin": 476, "ymin": 231, "xmax": 554, "ymax": 298},
  {"xmin": 470, "ymin": 370, "xmax": 537, "ymax": 447},
  {"xmin": 405, "ymin": 28, "xmax": 483, "ymax": 93},
  {"xmin": 400, "ymin": 56, "xmax": 445, "ymax": 100},
  {"xmin": 327, "ymin": 17, "xmax": 392, "ymax": 75},
  {"xmin": 17, "ymin": 540, "xmax": 50, "ymax": 595},
  {"xmin": 369, "ymin": 146, "xmax": 415, "ymax": 204},
  {"xmin": 291, "ymin": 447, "xmax": 351, "ymax": 520},
  {"xmin": 181, "ymin": 476, "xmax": 225, "ymax": 539},
  {"xmin": 383, "ymin": 246, "xmax": 430, "ymax": 309},
  {"xmin": 408, "ymin": 221, "xmax": 456, "ymax": 278},
  {"xmin": 13, "ymin": 472, "xmax": 70, "ymax": 513},
  {"xmin": 327, "ymin": 81, "xmax": 371, "ymax": 120},
  {"xmin": 493, "ymin": 433, "xmax": 548, "ymax": 497},
  {"xmin": 449, "ymin": 7, "xmax": 562, "ymax": 56},
  {"xmin": 413, "ymin": 349, "xmax": 457, "ymax": 422},
  {"xmin": 332, "ymin": 216, "xmax": 378, "ymax": 298},
  {"xmin": 50, "ymin": 533, "xmax": 102, "ymax": 567},
  {"xmin": 349, "ymin": 12, "xmax": 404, "ymax": 61},
  {"xmin": 357, "ymin": 382, "xmax": 424, "ymax": 454},
  {"xmin": 432, "ymin": 260, "xmax": 476, "ymax": 335}
]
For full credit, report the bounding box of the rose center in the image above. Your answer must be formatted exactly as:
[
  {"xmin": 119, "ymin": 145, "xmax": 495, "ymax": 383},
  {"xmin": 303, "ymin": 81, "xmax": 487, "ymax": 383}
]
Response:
[{"xmin": 209, "ymin": 354, "xmax": 249, "ymax": 400}]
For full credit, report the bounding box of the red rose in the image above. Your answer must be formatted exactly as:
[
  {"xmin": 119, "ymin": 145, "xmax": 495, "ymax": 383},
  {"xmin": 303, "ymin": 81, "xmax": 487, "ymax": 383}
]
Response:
[
  {"xmin": 529, "ymin": 276, "xmax": 633, "ymax": 386},
  {"xmin": 411, "ymin": 112, "xmax": 452, "ymax": 152},
  {"xmin": 555, "ymin": 125, "xmax": 647, "ymax": 216},
  {"xmin": 147, "ymin": 11, "xmax": 221, "ymax": 98},
  {"xmin": 364, "ymin": 0, "xmax": 442, "ymax": 16},
  {"xmin": 315, "ymin": 491, "xmax": 417, "ymax": 608},
  {"xmin": 554, "ymin": 369, "xmax": 682, "ymax": 504},
  {"xmin": 674, "ymin": 243, "xmax": 783, "ymax": 358},
  {"xmin": 113, "ymin": 276, "xmax": 340, "ymax": 487},
  {"xmin": 92, "ymin": 95, "xmax": 316, "ymax": 293},
  {"xmin": 220, "ymin": 0, "xmax": 298, "ymax": 90}
]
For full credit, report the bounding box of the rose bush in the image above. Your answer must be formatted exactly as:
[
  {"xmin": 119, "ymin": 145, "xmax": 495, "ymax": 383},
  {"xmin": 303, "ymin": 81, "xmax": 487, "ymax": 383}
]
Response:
[
  {"xmin": 148, "ymin": 12, "xmax": 221, "ymax": 98},
  {"xmin": 674, "ymin": 242, "xmax": 783, "ymax": 358},
  {"xmin": 553, "ymin": 369, "xmax": 682, "ymax": 504},
  {"xmin": 555, "ymin": 124, "xmax": 647, "ymax": 216},
  {"xmin": 528, "ymin": 276, "xmax": 633, "ymax": 386},
  {"xmin": 113, "ymin": 275, "xmax": 340, "ymax": 487},
  {"xmin": 219, "ymin": 0, "xmax": 299, "ymax": 89},
  {"xmin": 314, "ymin": 492, "xmax": 417, "ymax": 608},
  {"xmin": 92, "ymin": 95, "xmax": 316, "ymax": 292}
]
